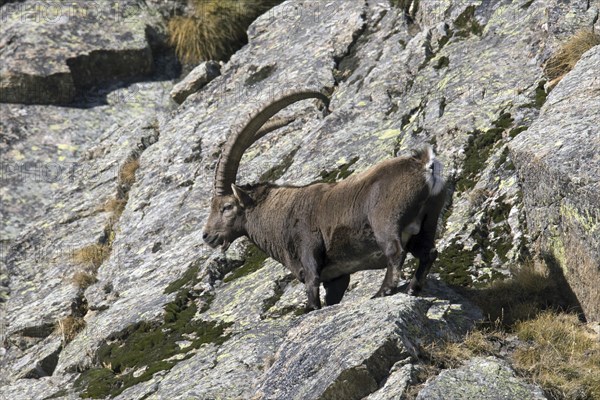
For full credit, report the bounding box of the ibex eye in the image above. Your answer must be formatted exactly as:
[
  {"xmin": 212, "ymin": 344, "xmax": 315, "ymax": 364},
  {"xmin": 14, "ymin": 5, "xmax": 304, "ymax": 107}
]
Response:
[{"xmin": 222, "ymin": 204, "xmax": 233, "ymax": 212}]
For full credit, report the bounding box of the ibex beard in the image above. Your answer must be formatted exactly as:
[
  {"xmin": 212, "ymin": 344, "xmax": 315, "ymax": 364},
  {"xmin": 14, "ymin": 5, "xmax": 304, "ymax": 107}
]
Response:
[{"xmin": 203, "ymin": 91, "xmax": 446, "ymax": 311}]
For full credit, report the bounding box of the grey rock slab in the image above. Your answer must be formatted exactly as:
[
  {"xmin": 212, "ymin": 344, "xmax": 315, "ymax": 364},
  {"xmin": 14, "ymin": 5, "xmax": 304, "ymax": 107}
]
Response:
[
  {"xmin": 253, "ymin": 291, "xmax": 482, "ymax": 400},
  {"xmin": 204, "ymin": 259, "xmax": 292, "ymax": 329},
  {"xmin": 0, "ymin": 80, "xmax": 174, "ymax": 242},
  {"xmin": 149, "ymin": 321, "xmax": 292, "ymax": 400},
  {"xmin": 2, "ymin": 116, "xmax": 161, "ymax": 381},
  {"xmin": 3, "ymin": 334, "xmax": 62, "ymax": 380},
  {"xmin": 510, "ymin": 45, "xmax": 600, "ymax": 321},
  {"xmin": 170, "ymin": 61, "xmax": 221, "ymax": 105},
  {"xmin": 416, "ymin": 356, "xmax": 547, "ymax": 400},
  {"xmin": 0, "ymin": 0, "xmax": 161, "ymax": 104},
  {"xmin": 0, "ymin": 372, "xmax": 79, "ymax": 400}
]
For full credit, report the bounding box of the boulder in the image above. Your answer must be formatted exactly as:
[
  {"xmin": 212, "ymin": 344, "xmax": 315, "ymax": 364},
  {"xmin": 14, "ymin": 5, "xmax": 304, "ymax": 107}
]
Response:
[
  {"xmin": 510, "ymin": 46, "xmax": 600, "ymax": 322},
  {"xmin": 253, "ymin": 288, "xmax": 481, "ymax": 400},
  {"xmin": 0, "ymin": 0, "xmax": 161, "ymax": 104},
  {"xmin": 416, "ymin": 356, "xmax": 547, "ymax": 400},
  {"xmin": 170, "ymin": 61, "xmax": 221, "ymax": 104}
]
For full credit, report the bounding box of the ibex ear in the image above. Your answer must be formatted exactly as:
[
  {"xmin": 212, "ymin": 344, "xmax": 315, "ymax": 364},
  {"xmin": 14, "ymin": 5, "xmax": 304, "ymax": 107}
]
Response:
[{"xmin": 231, "ymin": 184, "xmax": 254, "ymax": 208}]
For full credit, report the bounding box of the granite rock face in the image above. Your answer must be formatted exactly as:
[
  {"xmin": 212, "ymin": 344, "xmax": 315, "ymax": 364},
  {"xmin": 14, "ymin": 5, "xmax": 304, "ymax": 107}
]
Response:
[
  {"xmin": 416, "ymin": 356, "xmax": 547, "ymax": 400},
  {"xmin": 510, "ymin": 46, "xmax": 600, "ymax": 322},
  {"xmin": 1, "ymin": 0, "xmax": 598, "ymax": 399}
]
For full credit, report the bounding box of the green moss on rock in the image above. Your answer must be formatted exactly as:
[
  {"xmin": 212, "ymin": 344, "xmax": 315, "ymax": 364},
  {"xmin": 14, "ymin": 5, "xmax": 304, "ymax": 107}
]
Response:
[
  {"xmin": 223, "ymin": 244, "xmax": 268, "ymax": 283},
  {"xmin": 164, "ymin": 261, "xmax": 201, "ymax": 294},
  {"xmin": 318, "ymin": 157, "xmax": 360, "ymax": 183},
  {"xmin": 75, "ymin": 290, "xmax": 231, "ymax": 398},
  {"xmin": 509, "ymin": 126, "xmax": 528, "ymax": 138},
  {"xmin": 453, "ymin": 5, "xmax": 484, "ymax": 38},
  {"xmin": 433, "ymin": 56, "xmax": 450, "ymax": 70},
  {"xmin": 534, "ymin": 80, "xmax": 548, "ymax": 108},
  {"xmin": 260, "ymin": 148, "xmax": 298, "ymax": 182},
  {"xmin": 437, "ymin": 240, "xmax": 475, "ymax": 287},
  {"xmin": 456, "ymin": 114, "xmax": 514, "ymax": 192}
]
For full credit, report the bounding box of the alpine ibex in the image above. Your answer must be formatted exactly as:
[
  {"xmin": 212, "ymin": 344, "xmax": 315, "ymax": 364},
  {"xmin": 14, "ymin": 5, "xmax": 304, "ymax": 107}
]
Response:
[{"xmin": 203, "ymin": 90, "xmax": 446, "ymax": 310}]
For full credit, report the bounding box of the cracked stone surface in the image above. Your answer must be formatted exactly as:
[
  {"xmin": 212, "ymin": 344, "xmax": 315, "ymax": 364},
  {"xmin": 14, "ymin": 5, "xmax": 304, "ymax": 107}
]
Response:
[{"xmin": 1, "ymin": 0, "xmax": 598, "ymax": 398}]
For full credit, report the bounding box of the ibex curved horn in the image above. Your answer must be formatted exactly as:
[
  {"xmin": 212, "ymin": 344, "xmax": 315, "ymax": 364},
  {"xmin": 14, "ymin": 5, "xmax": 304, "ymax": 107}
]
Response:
[{"xmin": 214, "ymin": 90, "xmax": 330, "ymax": 195}]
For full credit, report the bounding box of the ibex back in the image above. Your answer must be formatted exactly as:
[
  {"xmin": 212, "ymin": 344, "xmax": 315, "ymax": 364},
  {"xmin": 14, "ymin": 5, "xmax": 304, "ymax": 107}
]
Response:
[{"xmin": 203, "ymin": 90, "xmax": 446, "ymax": 310}]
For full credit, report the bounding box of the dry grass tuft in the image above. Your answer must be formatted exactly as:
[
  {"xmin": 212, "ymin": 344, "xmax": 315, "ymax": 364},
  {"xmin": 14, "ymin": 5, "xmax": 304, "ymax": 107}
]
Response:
[
  {"xmin": 407, "ymin": 259, "xmax": 597, "ymax": 399},
  {"xmin": 544, "ymin": 29, "xmax": 600, "ymax": 86},
  {"xmin": 72, "ymin": 271, "xmax": 98, "ymax": 290},
  {"xmin": 72, "ymin": 244, "xmax": 110, "ymax": 270},
  {"xmin": 119, "ymin": 158, "xmax": 140, "ymax": 186},
  {"xmin": 514, "ymin": 312, "xmax": 600, "ymax": 400},
  {"xmin": 103, "ymin": 197, "xmax": 127, "ymax": 216},
  {"xmin": 422, "ymin": 329, "xmax": 499, "ymax": 369},
  {"xmin": 419, "ymin": 312, "xmax": 600, "ymax": 400},
  {"xmin": 57, "ymin": 316, "xmax": 86, "ymax": 343},
  {"xmin": 168, "ymin": 0, "xmax": 282, "ymax": 64}
]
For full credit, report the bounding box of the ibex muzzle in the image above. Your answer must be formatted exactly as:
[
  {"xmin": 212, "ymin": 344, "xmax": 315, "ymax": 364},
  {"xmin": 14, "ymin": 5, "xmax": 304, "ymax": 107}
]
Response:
[{"xmin": 203, "ymin": 90, "xmax": 445, "ymax": 311}]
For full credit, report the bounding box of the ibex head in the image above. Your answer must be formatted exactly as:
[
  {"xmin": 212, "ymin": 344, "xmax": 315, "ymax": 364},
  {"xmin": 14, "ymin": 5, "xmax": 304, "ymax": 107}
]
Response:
[
  {"xmin": 202, "ymin": 90, "xmax": 330, "ymax": 251},
  {"xmin": 203, "ymin": 184, "xmax": 253, "ymax": 251}
]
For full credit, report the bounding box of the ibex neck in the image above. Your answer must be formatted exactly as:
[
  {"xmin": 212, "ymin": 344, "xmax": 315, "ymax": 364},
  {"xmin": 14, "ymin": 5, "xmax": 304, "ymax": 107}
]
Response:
[{"xmin": 243, "ymin": 184, "xmax": 297, "ymax": 265}]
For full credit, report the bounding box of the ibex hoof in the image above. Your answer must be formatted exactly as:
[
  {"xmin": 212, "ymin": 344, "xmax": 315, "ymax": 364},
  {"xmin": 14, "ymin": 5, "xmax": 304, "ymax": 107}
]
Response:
[
  {"xmin": 407, "ymin": 284, "xmax": 422, "ymax": 297},
  {"xmin": 372, "ymin": 288, "xmax": 394, "ymax": 299}
]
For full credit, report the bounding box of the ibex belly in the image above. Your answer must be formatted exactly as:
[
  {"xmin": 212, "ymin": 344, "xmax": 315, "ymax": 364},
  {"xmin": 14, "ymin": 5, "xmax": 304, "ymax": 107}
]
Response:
[
  {"xmin": 320, "ymin": 218, "xmax": 423, "ymax": 282},
  {"xmin": 320, "ymin": 225, "xmax": 387, "ymax": 282}
]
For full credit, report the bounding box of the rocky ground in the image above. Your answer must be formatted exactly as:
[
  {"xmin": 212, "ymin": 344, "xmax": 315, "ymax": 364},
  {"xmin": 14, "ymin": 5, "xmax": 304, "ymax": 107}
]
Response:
[{"xmin": 1, "ymin": 0, "xmax": 598, "ymax": 399}]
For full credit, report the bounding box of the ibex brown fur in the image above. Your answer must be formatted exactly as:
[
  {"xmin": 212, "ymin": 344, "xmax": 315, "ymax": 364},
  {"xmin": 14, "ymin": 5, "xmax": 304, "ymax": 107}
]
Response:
[{"xmin": 203, "ymin": 90, "xmax": 445, "ymax": 310}]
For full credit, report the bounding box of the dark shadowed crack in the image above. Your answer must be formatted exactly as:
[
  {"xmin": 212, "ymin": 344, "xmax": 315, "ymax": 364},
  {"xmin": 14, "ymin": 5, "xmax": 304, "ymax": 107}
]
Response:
[{"xmin": 332, "ymin": 2, "xmax": 368, "ymax": 86}]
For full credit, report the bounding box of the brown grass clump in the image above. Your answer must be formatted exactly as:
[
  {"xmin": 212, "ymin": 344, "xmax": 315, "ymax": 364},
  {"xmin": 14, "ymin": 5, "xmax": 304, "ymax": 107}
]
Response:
[
  {"xmin": 103, "ymin": 197, "xmax": 126, "ymax": 216},
  {"xmin": 544, "ymin": 29, "xmax": 600, "ymax": 86},
  {"xmin": 119, "ymin": 158, "xmax": 140, "ymax": 186},
  {"xmin": 72, "ymin": 271, "xmax": 98, "ymax": 290},
  {"xmin": 72, "ymin": 244, "xmax": 110, "ymax": 270},
  {"xmin": 514, "ymin": 312, "xmax": 600, "ymax": 400},
  {"xmin": 168, "ymin": 0, "xmax": 282, "ymax": 64},
  {"xmin": 423, "ymin": 329, "xmax": 498, "ymax": 369},
  {"xmin": 57, "ymin": 316, "xmax": 86, "ymax": 343}
]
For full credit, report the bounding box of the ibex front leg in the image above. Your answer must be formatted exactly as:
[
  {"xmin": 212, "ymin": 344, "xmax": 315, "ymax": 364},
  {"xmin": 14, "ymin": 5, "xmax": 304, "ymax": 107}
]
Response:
[{"xmin": 300, "ymin": 249, "xmax": 323, "ymax": 311}]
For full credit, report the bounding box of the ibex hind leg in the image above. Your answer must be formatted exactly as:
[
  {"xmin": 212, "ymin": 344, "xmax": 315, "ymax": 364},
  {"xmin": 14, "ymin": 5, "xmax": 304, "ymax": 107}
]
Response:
[
  {"xmin": 407, "ymin": 248, "xmax": 437, "ymax": 296},
  {"xmin": 323, "ymin": 274, "xmax": 350, "ymax": 306},
  {"xmin": 406, "ymin": 227, "xmax": 438, "ymax": 296},
  {"xmin": 372, "ymin": 237, "xmax": 407, "ymax": 298}
]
